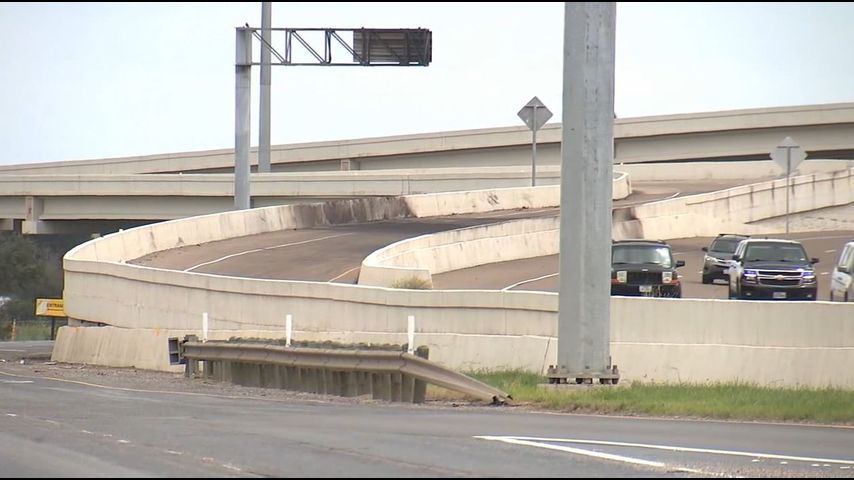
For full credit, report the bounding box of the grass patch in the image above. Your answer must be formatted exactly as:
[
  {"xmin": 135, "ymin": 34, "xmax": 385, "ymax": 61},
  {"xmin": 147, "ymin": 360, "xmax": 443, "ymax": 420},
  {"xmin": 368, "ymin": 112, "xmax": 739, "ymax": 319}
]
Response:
[
  {"xmin": 390, "ymin": 276, "xmax": 432, "ymax": 290},
  {"xmin": 461, "ymin": 370, "xmax": 854, "ymax": 424},
  {"xmin": 0, "ymin": 318, "xmax": 64, "ymax": 341}
]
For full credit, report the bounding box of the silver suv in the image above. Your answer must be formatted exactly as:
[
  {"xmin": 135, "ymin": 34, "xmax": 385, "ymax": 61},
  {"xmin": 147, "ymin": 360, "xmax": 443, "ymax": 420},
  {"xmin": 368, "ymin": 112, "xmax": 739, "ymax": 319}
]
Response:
[{"xmin": 701, "ymin": 234, "xmax": 749, "ymax": 284}]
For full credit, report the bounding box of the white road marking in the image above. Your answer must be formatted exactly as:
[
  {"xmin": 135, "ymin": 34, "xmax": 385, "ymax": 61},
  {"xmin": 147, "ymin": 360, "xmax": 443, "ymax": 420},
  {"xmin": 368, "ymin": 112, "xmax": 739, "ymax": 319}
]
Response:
[
  {"xmin": 328, "ymin": 265, "xmax": 361, "ymax": 282},
  {"xmin": 474, "ymin": 436, "xmax": 669, "ymax": 470},
  {"xmin": 825, "ymin": 250, "xmax": 836, "ymax": 254},
  {"xmin": 117, "ymin": 439, "xmax": 131, "ymax": 444},
  {"xmin": 618, "ymin": 191, "xmax": 682, "ymax": 207},
  {"xmin": 5, "ymin": 413, "xmax": 17, "ymax": 417},
  {"xmin": 0, "ymin": 349, "xmax": 26, "ymax": 352},
  {"xmin": 184, "ymin": 233, "xmax": 354, "ymax": 272},
  {"xmin": 0, "ymin": 380, "xmax": 34, "ymax": 384},
  {"xmin": 166, "ymin": 450, "xmax": 183, "ymax": 455},
  {"xmin": 478, "ymin": 436, "xmax": 854, "ymax": 466},
  {"xmin": 503, "ymin": 272, "xmax": 558, "ymax": 291},
  {"xmin": 795, "ymin": 234, "xmax": 854, "ymax": 242}
]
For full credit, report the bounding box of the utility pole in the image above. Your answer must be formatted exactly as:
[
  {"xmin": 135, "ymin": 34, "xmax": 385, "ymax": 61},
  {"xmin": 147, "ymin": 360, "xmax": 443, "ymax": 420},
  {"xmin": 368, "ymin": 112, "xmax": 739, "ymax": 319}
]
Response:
[
  {"xmin": 258, "ymin": 2, "xmax": 272, "ymax": 173},
  {"xmin": 551, "ymin": 2, "xmax": 619, "ymax": 385}
]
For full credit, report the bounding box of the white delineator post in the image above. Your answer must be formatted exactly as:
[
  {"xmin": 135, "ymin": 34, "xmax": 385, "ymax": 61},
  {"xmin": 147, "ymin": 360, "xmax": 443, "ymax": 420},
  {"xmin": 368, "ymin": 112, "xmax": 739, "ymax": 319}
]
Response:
[
  {"xmin": 407, "ymin": 315, "xmax": 415, "ymax": 354},
  {"xmin": 202, "ymin": 312, "xmax": 209, "ymax": 343}
]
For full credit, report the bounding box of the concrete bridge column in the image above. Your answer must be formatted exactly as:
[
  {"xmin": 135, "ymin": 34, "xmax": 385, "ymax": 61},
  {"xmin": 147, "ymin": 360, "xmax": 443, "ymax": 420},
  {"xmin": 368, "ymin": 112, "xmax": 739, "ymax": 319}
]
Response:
[{"xmin": 22, "ymin": 196, "xmax": 47, "ymax": 235}]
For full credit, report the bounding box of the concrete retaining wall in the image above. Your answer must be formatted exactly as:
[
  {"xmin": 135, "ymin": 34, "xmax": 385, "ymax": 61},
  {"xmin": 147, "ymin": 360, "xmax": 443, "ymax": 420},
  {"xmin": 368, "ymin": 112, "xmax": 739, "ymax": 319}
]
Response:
[
  {"xmin": 52, "ymin": 295, "xmax": 854, "ymax": 388},
  {"xmin": 628, "ymin": 167, "xmax": 854, "ymax": 239}
]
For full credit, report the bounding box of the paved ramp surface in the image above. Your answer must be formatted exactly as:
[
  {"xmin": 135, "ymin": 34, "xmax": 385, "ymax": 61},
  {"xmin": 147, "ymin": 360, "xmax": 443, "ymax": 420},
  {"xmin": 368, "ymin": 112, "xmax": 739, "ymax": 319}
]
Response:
[
  {"xmin": 432, "ymin": 231, "xmax": 854, "ymax": 300},
  {"xmin": 132, "ymin": 180, "xmax": 752, "ymax": 285}
]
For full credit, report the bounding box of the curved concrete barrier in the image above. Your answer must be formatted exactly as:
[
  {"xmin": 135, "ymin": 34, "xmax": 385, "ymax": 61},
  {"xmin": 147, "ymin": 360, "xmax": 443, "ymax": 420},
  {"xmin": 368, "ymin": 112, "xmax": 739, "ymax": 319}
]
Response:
[
  {"xmin": 359, "ymin": 217, "xmax": 559, "ymax": 288},
  {"xmin": 359, "ymin": 168, "xmax": 854, "ymax": 288},
  {"xmin": 619, "ymin": 159, "xmax": 854, "ymax": 182},
  {"xmin": 626, "ymin": 166, "xmax": 854, "ymax": 239}
]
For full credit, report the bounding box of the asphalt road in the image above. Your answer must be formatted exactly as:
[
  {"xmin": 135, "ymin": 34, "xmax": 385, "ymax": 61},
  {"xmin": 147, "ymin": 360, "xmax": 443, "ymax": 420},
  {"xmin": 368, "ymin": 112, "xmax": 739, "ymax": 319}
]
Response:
[
  {"xmin": 0, "ymin": 341, "xmax": 54, "ymax": 362},
  {"xmin": 432, "ymin": 231, "xmax": 854, "ymax": 301},
  {"xmin": 132, "ymin": 180, "xmax": 761, "ymax": 286},
  {"xmin": 1, "ymin": 364, "xmax": 852, "ymax": 477}
]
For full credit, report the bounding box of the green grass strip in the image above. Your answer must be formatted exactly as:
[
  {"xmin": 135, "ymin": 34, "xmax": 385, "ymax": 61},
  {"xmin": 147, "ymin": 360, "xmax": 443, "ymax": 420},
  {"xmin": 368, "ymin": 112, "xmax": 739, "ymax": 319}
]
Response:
[{"xmin": 469, "ymin": 370, "xmax": 854, "ymax": 424}]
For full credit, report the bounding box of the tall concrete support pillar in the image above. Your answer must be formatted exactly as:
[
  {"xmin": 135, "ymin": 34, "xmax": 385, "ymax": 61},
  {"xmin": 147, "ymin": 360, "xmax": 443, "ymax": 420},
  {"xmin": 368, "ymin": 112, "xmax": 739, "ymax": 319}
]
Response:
[{"xmin": 555, "ymin": 3, "xmax": 617, "ymax": 380}]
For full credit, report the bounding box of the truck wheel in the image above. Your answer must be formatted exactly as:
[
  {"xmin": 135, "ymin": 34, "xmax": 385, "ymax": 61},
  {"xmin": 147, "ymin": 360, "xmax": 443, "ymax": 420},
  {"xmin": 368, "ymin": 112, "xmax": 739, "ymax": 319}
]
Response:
[{"xmin": 701, "ymin": 273, "xmax": 711, "ymax": 284}]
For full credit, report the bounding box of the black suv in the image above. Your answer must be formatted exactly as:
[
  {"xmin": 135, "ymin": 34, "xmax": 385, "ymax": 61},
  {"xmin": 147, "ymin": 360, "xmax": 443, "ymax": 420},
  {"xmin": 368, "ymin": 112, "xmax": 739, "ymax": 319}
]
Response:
[
  {"xmin": 728, "ymin": 239, "xmax": 819, "ymax": 300},
  {"xmin": 611, "ymin": 240, "xmax": 685, "ymax": 298},
  {"xmin": 701, "ymin": 234, "xmax": 749, "ymax": 284}
]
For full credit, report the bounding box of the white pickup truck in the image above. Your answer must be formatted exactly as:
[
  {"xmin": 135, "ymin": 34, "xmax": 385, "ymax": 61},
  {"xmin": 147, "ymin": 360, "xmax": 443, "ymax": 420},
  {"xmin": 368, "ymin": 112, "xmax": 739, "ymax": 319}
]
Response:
[{"xmin": 830, "ymin": 241, "xmax": 854, "ymax": 302}]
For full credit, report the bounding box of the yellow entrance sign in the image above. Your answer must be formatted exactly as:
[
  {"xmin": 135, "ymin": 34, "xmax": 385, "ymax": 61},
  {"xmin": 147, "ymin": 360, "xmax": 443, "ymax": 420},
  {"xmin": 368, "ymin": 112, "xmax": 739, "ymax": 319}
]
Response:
[{"xmin": 35, "ymin": 298, "xmax": 65, "ymax": 317}]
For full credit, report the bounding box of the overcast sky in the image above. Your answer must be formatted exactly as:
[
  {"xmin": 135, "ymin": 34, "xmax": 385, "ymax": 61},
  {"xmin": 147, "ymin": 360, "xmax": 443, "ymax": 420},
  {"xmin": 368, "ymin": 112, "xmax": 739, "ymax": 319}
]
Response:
[{"xmin": 1, "ymin": 2, "xmax": 853, "ymax": 165}]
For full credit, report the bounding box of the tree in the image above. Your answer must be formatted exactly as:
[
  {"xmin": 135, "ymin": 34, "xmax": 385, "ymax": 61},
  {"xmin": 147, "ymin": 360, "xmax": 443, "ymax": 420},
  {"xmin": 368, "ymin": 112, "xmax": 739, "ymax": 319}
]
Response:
[{"xmin": 0, "ymin": 233, "xmax": 63, "ymax": 324}]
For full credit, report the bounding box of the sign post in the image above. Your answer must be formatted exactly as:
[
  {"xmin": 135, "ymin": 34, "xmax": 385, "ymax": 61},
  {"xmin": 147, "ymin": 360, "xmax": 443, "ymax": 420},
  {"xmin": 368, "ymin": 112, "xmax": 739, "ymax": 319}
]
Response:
[
  {"xmin": 517, "ymin": 96, "xmax": 553, "ymax": 187},
  {"xmin": 770, "ymin": 136, "xmax": 807, "ymax": 235}
]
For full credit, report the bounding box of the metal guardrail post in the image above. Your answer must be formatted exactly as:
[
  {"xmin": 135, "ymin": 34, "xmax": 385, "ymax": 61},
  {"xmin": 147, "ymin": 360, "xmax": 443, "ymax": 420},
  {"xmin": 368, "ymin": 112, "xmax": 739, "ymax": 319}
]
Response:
[
  {"xmin": 390, "ymin": 373, "xmax": 403, "ymax": 402},
  {"xmin": 356, "ymin": 372, "xmax": 371, "ymax": 396},
  {"xmin": 378, "ymin": 373, "xmax": 392, "ymax": 401},
  {"xmin": 182, "ymin": 335, "xmax": 200, "ymax": 378},
  {"xmin": 202, "ymin": 360, "xmax": 213, "ymax": 379},
  {"xmin": 413, "ymin": 346, "xmax": 429, "ymax": 403},
  {"xmin": 401, "ymin": 375, "xmax": 415, "ymax": 403}
]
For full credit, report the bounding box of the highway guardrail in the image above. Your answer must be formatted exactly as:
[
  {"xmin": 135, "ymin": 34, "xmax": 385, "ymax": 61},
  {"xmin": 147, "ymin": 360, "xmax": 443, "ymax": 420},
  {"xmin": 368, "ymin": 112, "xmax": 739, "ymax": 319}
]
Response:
[{"xmin": 178, "ymin": 338, "xmax": 510, "ymax": 405}]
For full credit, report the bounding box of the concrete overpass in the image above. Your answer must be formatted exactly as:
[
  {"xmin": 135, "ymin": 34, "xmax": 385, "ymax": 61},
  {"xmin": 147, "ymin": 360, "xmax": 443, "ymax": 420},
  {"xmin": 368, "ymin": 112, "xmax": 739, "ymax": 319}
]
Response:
[
  {"xmin": 2, "ymin": 160, "xmax": 851, "ymax": 235},
  {"xmin": 2, "ymin": 102, "xmax": 854, "ymax": 235},
  {"xmin": 3, "ymin": 103, "xmax": 854, "ymax": 175},
  {"xmin": 0, "ymin": 167, "xmax": 629, "ymax": 234}
]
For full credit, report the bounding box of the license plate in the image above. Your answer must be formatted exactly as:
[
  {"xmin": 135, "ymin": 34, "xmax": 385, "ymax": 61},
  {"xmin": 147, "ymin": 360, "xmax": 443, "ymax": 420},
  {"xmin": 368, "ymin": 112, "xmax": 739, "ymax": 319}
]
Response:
[
  {"xmin": 773, "ymin": 291, "xmax": 787, "ymax": 299},
  {"xmin": 639, "ymin": 285, "xmax": 652, "ymax": 293}
]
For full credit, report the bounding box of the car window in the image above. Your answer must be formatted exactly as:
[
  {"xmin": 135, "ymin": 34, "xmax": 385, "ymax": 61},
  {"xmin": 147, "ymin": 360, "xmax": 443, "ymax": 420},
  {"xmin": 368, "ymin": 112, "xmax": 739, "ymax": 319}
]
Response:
[
  {"xmin": 743, "ymin": 244, "xmax": 807, "ymax": 263},
  {"xmin": 710, "ymin": 238, "xmax": 741, "ymax": 253},
  {"xmin": 613, "ymin": 245, "xmax": 673, "ymax": 268},
  {"xmin": 734, "ymin": 241, "xmax": 746, "ymax": 258},
  {"xmin": 840, "ymin": 243, "xmax": 854, "ymax": 269}
]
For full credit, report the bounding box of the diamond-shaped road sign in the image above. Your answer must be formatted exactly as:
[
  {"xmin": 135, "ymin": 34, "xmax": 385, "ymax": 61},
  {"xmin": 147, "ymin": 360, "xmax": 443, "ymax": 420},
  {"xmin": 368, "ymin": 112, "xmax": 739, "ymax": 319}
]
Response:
[
  {"xmin": 770, "ymin": 136, "xmax": 807, "ymax": 174},
  {"xmin": 518, "ymin": 96, "xmax": 553, "ymax": 132}
]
